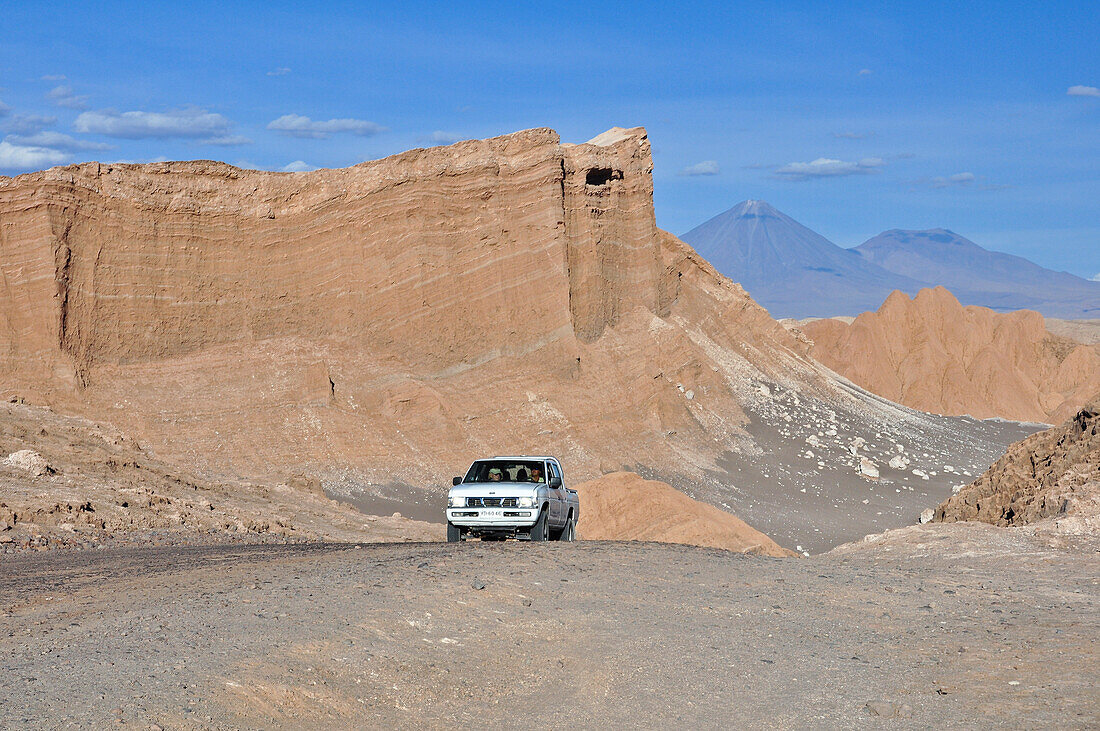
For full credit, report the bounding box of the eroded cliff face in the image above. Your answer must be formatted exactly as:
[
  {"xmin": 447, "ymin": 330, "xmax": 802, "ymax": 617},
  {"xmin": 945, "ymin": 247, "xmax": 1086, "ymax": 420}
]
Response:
[
  {"xmin": 0, "ymin": 127, "xmax": 1032, "ymax": 551},
  {"xmin": 801, "ymin": 287, "xmax": 1100, "ymax": 423},
  {"xmin": 0, "ymin": 126, "xmax": 788, "ymax": 472}
]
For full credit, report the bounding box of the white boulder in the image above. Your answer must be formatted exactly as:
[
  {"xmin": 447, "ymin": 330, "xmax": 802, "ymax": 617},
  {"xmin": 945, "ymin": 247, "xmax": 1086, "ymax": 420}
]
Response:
[
  {"xmin": 858, "ymin": 456, "xmax": 879, "ymax": 479},
  {"xmin": 3, "ymin": 449, "xmax": 51, "ymax": 477}
]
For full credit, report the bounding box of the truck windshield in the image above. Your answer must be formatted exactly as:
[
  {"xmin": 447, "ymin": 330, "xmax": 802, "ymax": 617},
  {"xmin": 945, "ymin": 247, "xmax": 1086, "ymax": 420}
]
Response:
[{"xmin": 464, "ymin": 461, "xmax": 547, "ymax": 484}]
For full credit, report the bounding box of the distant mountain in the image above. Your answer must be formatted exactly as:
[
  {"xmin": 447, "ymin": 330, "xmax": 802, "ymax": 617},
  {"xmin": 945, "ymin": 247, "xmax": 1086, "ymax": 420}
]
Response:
[
  {"xmin": 679, "ymin": 200, "xmax": 924, "ymax": 318},
  {"xmin": 681, "ymin": 201, "xmax": 1100, "ymax": 319},
  {"xmin": 855, "ymin": 229, "xmax": 1100, "ymax": 319}
]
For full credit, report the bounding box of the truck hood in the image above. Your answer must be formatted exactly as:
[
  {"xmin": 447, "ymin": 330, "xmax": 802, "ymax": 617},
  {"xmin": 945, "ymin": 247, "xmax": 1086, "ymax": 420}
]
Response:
[{"xmin": 449, "ymin": 482, "xmax": 540, "ymax": 497}]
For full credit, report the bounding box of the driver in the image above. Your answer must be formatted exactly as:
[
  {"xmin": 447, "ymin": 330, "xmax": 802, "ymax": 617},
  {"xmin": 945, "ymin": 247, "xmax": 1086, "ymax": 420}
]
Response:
[
  {"xmin": 529, "ymin": 466, "xmax": 544, "ymax": 483},
  {"xmin": 488, "ymin": 467, "xmax": 504, "ymax": 481}
]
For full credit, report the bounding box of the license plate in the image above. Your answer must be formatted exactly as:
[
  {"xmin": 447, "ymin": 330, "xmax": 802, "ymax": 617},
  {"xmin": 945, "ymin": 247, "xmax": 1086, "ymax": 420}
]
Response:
[{"xmin": 483, "ymin": 509, "xmax": 503, "ymax": 517}]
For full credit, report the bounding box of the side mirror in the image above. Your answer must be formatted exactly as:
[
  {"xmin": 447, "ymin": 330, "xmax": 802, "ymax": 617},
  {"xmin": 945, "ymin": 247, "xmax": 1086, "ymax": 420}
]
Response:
[
  {"xmin": 549, "ymin": 476, "xmax": 562, "ymax": 488},
  {"xmin": 452, "ymin": 476, "xmax": 463, "ymax": 486}
]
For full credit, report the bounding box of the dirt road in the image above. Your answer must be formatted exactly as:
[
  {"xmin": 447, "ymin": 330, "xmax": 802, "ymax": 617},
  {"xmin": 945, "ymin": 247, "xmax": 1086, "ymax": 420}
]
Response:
[{"xmin": 2, "ymin": 528, "xmax": 1097, "ymax": 728}]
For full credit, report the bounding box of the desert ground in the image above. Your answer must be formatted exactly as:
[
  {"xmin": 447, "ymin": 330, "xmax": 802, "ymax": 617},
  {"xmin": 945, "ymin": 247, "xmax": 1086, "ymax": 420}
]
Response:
[{"xmin": 3, "ymin": 527, "xmax": 1097, "ymax": 729}]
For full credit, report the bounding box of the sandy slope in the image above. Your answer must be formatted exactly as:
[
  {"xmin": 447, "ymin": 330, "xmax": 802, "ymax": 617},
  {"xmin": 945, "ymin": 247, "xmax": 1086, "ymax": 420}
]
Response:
[
  {"xmin": 0, "ymin": 401, "xmax": 441, "ymax": 551},
  {"xmin": 573, "ymin": 471, "xmax": 794, "ymax": 556}
]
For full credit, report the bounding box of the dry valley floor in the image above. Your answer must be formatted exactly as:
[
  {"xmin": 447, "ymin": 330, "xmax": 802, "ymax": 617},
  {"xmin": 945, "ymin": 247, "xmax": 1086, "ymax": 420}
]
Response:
[{"xmin": 2, "ymin": 527, "xmax": 1097, "ymax": 728}]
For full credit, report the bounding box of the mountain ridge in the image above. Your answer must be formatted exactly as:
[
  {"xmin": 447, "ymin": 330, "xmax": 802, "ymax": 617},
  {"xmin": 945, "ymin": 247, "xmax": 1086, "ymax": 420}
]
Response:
[{"xmin": 681, "ymin": 201, "xmax": 1100, "ymax": 319}]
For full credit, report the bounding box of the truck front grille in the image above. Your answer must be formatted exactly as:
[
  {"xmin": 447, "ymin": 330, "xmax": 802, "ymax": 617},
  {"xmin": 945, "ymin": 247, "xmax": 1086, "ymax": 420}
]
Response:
[{"xmin": 467, "ymin": 497, "xmax": 518, "ymax": 508}]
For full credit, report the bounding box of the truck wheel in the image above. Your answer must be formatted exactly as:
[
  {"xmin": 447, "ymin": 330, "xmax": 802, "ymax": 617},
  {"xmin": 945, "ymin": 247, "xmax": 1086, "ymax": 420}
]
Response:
[
  {"xmin": 447, "ymin": 523, "xmax": 464, "ymax": 543},
  {"xmin": 530, "ymin": 507, "xmax": 550, "ymax": 542},
  {"xmin": 562, "ymin": 514, "xmax": 576, "ymax": 542}
]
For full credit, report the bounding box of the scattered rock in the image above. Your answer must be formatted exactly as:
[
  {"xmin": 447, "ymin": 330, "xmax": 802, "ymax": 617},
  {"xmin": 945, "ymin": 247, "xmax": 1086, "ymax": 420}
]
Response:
[
  {"xmin": 3, "ymin": 450, "xmax": 52, "ymax": 477},
  {"xmin": 858, "ymin": 457, "xmax": 879, "ymax": 480},
  {"xmin": 865, "ymin": 701, "xmax": 912, "ymax": 718},
  {"xmin": 889, "ymin": 455, "xmax": 910, "ymax": 470},
  {"xmin": 919, "ymin": 508, "xmax": 934, "ymax": 524},
  {"xmin": 471, "ymin": 579, "xmax": 486, "ymax": 590}
]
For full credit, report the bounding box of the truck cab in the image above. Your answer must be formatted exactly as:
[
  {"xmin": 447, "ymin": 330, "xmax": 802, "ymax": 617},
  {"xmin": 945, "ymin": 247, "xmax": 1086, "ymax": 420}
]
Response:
[{"xmin": 446, "ymin": 456, "xmax": 579, "ymax": 542}]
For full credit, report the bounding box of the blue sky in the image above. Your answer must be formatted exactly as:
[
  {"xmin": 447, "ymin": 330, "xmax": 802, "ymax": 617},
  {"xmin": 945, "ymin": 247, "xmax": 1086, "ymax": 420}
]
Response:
[{"xmin": 2, "ymin": 1, "xmax": 1098, "ymax": 278}]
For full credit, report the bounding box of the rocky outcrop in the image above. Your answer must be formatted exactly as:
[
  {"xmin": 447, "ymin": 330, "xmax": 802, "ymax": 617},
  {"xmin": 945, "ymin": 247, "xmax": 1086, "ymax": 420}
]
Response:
[
  {"xmin": 572, "ymin": 471, "xmax": 795, "ymax": 556},
  {"xmin": 935, "ymin": 397, "xmax": 1100, "ymax": 527},
  {"xmin": 801, "ymin": 287, "xmax": 1100, "ymax": 423}
]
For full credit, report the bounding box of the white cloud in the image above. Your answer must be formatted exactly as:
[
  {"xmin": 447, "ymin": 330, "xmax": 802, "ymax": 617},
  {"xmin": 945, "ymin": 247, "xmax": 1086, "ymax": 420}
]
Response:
[
  {"xmin": 1067, "ymin": 85, "xmax": 1100, "ymax": 98},
  {"xmin": 833, "ymin": 131, "xmax": 874, "ymax": 140},
  {"xmin": 266, "ymin": 67, "xmax": 292, "ymax": 76},
  {"xmin": 40, "ymin": 74, "xmax": 67, "ymax": 81},
  {"xmin": 267, "ymin": 113, "xmax": 386, "ymax": 139},
  {"xmin": 423, "ymin": 131, "xmax": 464, "ymax": 145},
  {"xmin": 0, "ymin": 140, "xmax": 69, "ymax": 171},
  {"xmin": 1091, "ymin": 272, "xmax": 1100, "ymax": 282},
  {"xmin": 74, "ymin": 107, "xmax": 232, "ymax": 139},
  {"xmin": 197, "ymin": 135, "xmax": 253, "ymax": 146},
  {"xmin": 774, "ymin": 157, "xmax": 884, "ymax": 180},
  {"xmin": 2, "ymin": 114, "xmax": 57, "ymax": 135},
  {"xmin": 46, "ymin": 85, "xmax": 89, "ymax": 110},
  {"xmin": 930, "ymin": 171, "xmax": 975, "ymax": 188},
  {"xmin": 281, "ymin": 160, "xmax": 317, "ymax": 172},
  {"xmin": 0, "ymin": 99, "xmax": 9, "ymax": 116},
  {"xmin": 859, "ymin": 69, "xmax": 872, "ymax": 76},
  {"xmin": 679, "ymin": 160, "xmax": 720, "ymax": 176},
  {"xmin": 7, "ymin": 131, "xmax": 112, "ymax": 151}
]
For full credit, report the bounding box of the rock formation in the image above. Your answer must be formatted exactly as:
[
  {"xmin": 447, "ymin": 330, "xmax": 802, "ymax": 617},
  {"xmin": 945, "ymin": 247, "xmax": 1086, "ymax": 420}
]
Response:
[
  {"xmin": 0, "ymin": 127, "xmax": 1035, "ymax": 551},
  {"xmin": 801, "ymin": 287, "xmax": 1100, "ymax": 423},
  {"xmin": 935, "ymin": 397, "xmax": 1099, "ymax": 528},
  {"xmin": 572, "ymin": 471, "xmax": 794, "ymax": 556}
]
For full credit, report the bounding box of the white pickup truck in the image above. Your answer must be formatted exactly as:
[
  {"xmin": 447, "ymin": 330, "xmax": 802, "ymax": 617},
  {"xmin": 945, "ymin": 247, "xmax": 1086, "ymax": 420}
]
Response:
[{"xmin": 446, "ymin": 456, "xmax": 579, "ymax": 542}]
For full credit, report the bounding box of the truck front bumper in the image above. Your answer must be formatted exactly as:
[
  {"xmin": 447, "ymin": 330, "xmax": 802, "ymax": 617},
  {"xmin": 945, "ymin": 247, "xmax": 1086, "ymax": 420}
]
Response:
[{"xmin": 446, "ymin": 508, "xmax": 538, "ymax": 529}]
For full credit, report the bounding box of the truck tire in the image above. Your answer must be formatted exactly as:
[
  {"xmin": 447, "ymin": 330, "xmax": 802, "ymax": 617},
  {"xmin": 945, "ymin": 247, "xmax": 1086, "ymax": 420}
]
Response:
[
  {"xmin": 530, "ymin": 507, "xmax": 550, "ymax": 542},
  {"xmin": 562, "ymin": 513, "xmax": 576, "ymax": 542},
  {"xmin": 447, "ymin": 523, "xmax": 464, "ymax": 543}
]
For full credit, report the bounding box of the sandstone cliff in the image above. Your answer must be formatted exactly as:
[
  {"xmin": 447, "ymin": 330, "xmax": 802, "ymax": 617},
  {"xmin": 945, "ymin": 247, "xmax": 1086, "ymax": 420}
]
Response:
[
  {"xmin": 800, "ymin": 287, "xmax": 1100, "ymax": 423},
  {"xmin": 935, "ymin": 397, "xmax": 1099, "ymax": 528},
  {"xmin": 0, "ymin": 128, "xmax": 1033, "ymax": 551}
]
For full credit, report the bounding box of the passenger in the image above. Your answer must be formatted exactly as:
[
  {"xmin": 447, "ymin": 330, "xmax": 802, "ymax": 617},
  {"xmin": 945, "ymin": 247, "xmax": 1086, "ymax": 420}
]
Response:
[
  {"xmin": 488, "ymin": 467, "xmax": 503, "ymax": 482},
  {"xmin": 515, "ymin": 468, "xmax": 528, "ymax": 481},
  {"xmin": 529, "ymin": 466, "xmax": 544, "ymax": 483}
]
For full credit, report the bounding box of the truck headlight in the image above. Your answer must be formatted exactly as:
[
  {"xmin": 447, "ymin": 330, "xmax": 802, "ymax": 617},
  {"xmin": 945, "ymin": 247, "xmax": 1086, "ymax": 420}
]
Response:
[
  {"xmin": 448, "ymin": 495, "xmax": 464, "ymax": 508},
  {"xmin": 516, "ymin": 496, "xmax": 535, "ymax": 508}
]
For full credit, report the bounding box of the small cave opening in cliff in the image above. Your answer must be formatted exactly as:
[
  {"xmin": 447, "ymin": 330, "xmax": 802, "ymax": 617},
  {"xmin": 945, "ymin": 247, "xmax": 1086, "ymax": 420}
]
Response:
[{"xmin": 585, "ymin": 168, "xmax": 622, "ymax": 186}]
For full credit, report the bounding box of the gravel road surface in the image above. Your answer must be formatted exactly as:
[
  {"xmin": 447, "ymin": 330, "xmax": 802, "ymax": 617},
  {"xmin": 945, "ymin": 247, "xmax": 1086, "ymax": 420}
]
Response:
[{"xmin": 2, "ymin": 527, "xmax": 1097, "ymax": 728}]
